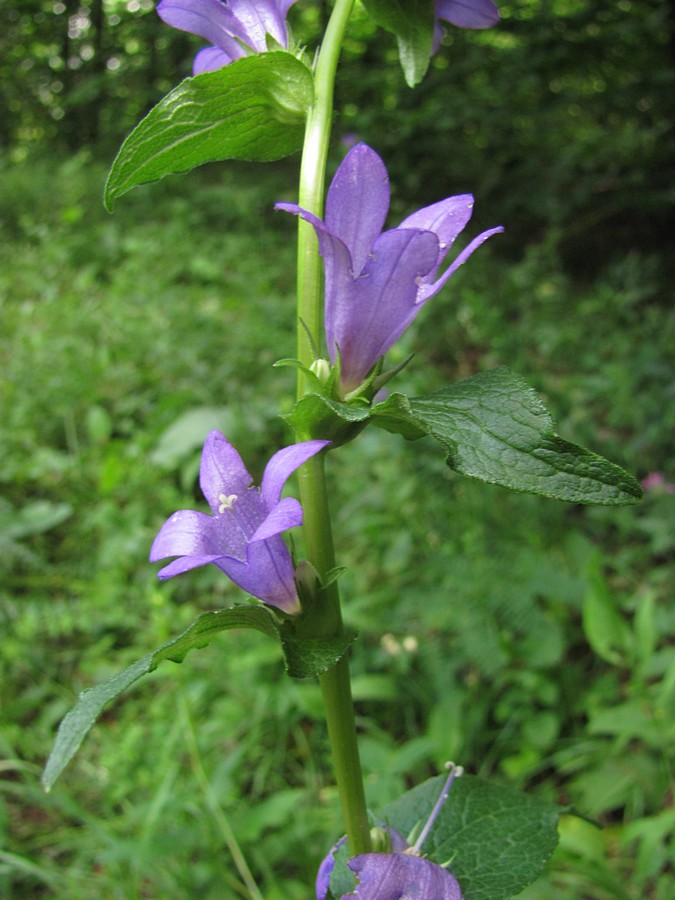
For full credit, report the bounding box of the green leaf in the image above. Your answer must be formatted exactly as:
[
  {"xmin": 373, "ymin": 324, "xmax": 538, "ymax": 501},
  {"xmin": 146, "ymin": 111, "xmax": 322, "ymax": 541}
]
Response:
[
  {"xmin": 582, "ymin": 557, "xmax": 631, "ymax": 665},
  {"xmin": 42, "ymin": 606, "xmax": 281, "ymax": 791},
  {"xmin": 371, "ymin": 367, "xmax": 642, "ymax": 505},
  {"xmin": 382, "ymin": 774, "xmax": 563, "ymax": 900},
  {"xmin": 280, "ymin": 630, "xmax": 358, "ymax": 679},
  {"xmin": 104, "ymin": 52, "xmax": 313, "ymax": 208},
  {"xmin": 284, "ymin": 392, "xmax": 371, "ymax": 446},
  {"xmin": 361, "ymin": 0, "xmax": 435, "ymax": 87}
]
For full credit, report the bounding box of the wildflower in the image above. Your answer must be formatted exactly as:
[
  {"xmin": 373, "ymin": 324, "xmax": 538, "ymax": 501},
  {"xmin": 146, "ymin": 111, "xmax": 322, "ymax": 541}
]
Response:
[
  {"xmin": 149, "ymin": 430, "xmax": 329, "ymax": 613},
  {"xmin": 157, "ymin": 0, "xmax": 299, "ymax": 74},
  {"xmin": 276, "ymin": 143, "xmax": 502, "ymax": 394},
  {"xmin": 316, "ymin": 763, "xmax": 464, "ymax": 899}
]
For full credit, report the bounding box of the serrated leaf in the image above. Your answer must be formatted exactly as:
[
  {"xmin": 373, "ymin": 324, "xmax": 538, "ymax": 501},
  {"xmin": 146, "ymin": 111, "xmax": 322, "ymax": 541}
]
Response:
[
  {"xmin": 382, "ymin": 775, "xmax": 563, "ymax": 900},
  {"xmin": 371, "ymin": 368, "xmax": 642, "ymax": 505},
  {"xmin": 105, "ymin": 52, "xmax": 313, "ymax": 208},
  {"xmin": 280, "ymin": 629, "xmax": 358, "ymax": 679},
  {"xmin": 284, "ymin": 392, "xmax": 371, "ymax": 446},
  {"xmin": 42, "ymin": 606, "xmax": 281, "ymax": 791},
  {"xmin": 361, "ymin": 0, "xmax": 435, "ymax": 86}
]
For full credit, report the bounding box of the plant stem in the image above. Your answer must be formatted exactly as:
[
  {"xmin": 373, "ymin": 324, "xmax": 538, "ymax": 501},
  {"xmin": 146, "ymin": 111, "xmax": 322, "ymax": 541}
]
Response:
[{"xmin": 294, "ymin": 0, "xmax": 372, "ymax": 857}]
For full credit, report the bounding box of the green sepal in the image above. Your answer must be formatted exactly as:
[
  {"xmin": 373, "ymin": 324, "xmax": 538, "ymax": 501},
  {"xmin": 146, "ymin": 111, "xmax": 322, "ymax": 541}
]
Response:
[
  {"xmin": 370, "ymin": 352, "xmax": 415, "ymax": 395},
  {"xmin": 379, "ymin": 774, "xmax": 565, "ymax": 900},
  {"xmin": 284, "ymin": 392, "xmax": 371, "ymax": 446},
  {"xmin": 104, "ymin": 52, "xmax": 313, "ymax": 209},
  {"xmin": 41, "ymin": 606, "xmax": 282, "ymax": 791},
  {"xmin": 361, "ymin": 0, "xmax": 435, "ymax": 87},
  {"xmin": 274, "ymin": 357, "xmax": 325, "ymax": 392},
  {"xmin": 371, "ymin": 367, "xmax": 642, "ymax": 505}
]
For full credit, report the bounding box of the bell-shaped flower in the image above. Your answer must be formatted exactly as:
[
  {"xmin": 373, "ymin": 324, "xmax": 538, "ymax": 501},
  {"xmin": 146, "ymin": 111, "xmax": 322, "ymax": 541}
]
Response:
[
  {"xmin": 276, "ymin": 143, "xmax": 502, "ymax": 395},
  {"xmin": 157, "ymin": 0, "xmax": 299, "ymax": 74},
  {"xmin": 317, "ymin": 763, "xmax": 464, "ymax": 900},
  {"xmin": 149, "ymin": 430, "xmax": 329, "ymax": 614}
]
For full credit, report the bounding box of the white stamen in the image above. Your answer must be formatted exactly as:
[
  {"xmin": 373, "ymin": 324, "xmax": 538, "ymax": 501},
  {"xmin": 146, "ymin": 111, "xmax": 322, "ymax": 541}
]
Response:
[{"xmin": 218, "ymin": 493, "xmax": 238, "ymax": 514}]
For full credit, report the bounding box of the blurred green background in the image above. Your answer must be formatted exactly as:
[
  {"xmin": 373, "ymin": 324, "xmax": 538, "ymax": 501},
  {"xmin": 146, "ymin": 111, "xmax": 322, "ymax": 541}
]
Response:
[{"xmin": 1, "ymin": 1, "xmax": 673, "ymax": 897}]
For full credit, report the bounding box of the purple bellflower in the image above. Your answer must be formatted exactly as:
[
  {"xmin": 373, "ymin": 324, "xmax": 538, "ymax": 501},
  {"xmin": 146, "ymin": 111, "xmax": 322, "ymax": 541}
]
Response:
[
  {"xmin": 316, "ymin": 763, "xmax": 464, "ymax": 900},
  {"xmin": 276, "ymin": 144, "xmax": 503, "ymax": 395},
  {"xmin": 149, "ymin": 430, "xmax": 329, "ymax": 614},
  {"xmin": 156, "ymin": 0, "xmax": 299, "ymax": 74}
]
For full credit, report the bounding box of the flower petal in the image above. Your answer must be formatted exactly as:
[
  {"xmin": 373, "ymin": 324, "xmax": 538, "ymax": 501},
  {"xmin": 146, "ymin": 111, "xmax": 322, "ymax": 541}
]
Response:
[
  {"xmin": 193, "ymin": 46, "xmax": 238, "ymax": 74},
  {"xmin": 345, "ymin": 853, "xmax": 463, "ymax": 899},
  {"xmin": 399, "ymin": 194, "xmax": 475, "ymax": 272},
  {"xmin": 316, "ymin": 835, "xmax": 348, "ymax": 900},
  {"xmin": 157, "ymin": 0, "xmax": 245, "ymax": 56},
  {"xmin": 199, "ymin": 430, "xmax": 253, "ymax": 515},
  {"xmin": 216, "ymin": 533, "xmax": 300, "ymax": 612},
  {"xmin": 417, "ymin": 224, "xmax": 504, "ymax": 303},
  {"xmin": 155, "ymin": 553, "xmax": 224, "ymax": 580},
  {"xmin": 250, "ymin": 496, "xmax": 303, "ymax": 542},
  {"xmin": 437, "ymin": 0, "xmax": 500, "ymax": 30},
  {"xmin": 260, "ymin": 440, "xmax": 330, "ymax": 508},
  {"xmin": 325, "ymin": 143, "xmax": 390, "ymax": 275},
  {"xmin": 226, "ymin": 0, "xmax": 298, "ymax": 50},
  {"xmin": 316, "ymin": 830, "xmax": 408, "ymax": 900},
  {"xmin": 331, "ymin": 228, "xmax": 439, "ymax": 391},
  {"xmin": 150, "ymin": 509, "xmax": 233, "ymax": 562}
]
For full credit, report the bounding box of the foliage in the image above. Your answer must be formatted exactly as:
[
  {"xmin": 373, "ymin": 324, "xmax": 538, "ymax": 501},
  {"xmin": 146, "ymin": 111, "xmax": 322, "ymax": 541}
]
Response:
[{"xmin": 0, "ymin": 156, "xmax": 672, "ymax": 896}]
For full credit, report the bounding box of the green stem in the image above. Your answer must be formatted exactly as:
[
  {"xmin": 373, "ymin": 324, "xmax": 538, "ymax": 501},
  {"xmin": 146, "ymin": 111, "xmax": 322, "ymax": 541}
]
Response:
[{"xmin": 294, "ymin": 0, "xmax": 372, "ymax": 857}]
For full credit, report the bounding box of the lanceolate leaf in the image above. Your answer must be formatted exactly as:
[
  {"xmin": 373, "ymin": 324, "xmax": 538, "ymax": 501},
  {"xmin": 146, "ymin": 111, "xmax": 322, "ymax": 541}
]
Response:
[
  {"xmin": 361, "ymin": 0, "xmax": 435, "ymax": 87},
  {"xmin": 43, "ymin": 603, "xmax": 359, "ymax": 790},
  {"xmin": 42, "ymin": 606, "xmax": 281, "ymax": 791},
  {"xmin": 371, "ymin": 367, "xmax": 642, "ymax": 505},
  {"xmin": 104, "ymin": 52, "xmax": 313, "ymax": 208},
  {"xmin": 382, "ymin": 774, "xmax": 564, "ymax": 900}
]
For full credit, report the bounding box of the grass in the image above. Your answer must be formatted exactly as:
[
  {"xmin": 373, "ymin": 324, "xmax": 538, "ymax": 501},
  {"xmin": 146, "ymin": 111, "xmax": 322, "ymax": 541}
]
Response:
[{"xmin": 0, "ymin": 153, "xmax": 672, "ymax": 898}]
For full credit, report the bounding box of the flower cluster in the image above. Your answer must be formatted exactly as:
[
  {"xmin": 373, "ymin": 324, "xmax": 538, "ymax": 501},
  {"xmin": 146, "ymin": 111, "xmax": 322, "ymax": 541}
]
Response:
[
  {"xmin": 277, "ymin": 143, "xmax": 502, "ymax": 395},
  {"xmin": 150, "ymin": 430, "xmax": 328, "ymax": 613},
  {"xmin": 157, "ymin": 0, "xmax": 299, "ymax": 74}
]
